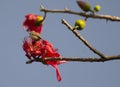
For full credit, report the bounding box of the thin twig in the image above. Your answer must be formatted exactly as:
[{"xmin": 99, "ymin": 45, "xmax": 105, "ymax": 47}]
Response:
[
  {"xmin": 40, "ymin": 5, "xmax": 47, "ymax": 22},
  {"xmin": 40, "ymin": 6, "xmax": 120, "ymax": 22},
  {"xmin": 61, "ymin": 19, "xmax": 106, "ymax": 58}
]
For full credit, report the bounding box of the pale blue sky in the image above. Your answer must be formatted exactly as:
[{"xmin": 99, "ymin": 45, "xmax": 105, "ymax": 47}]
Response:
[{"xmin": 0, "ymin": 0, "xmax": 120, "ymax": 87}]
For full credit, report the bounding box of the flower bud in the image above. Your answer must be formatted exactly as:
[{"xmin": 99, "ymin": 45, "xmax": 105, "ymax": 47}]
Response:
[
  {"xmin": 77, "ymin": 0, "xmax": 91, "ymax": 12},
  {"xmin": 94, "ymin": 5, "xmax": 101, "ymax": 12},
  {"xmin": 35, "ymin": 16, "xmax": 43, "ymax": 26},
  {"xmin": 74, "ymin": 19, "xmax": 86, "ymax": 30}
]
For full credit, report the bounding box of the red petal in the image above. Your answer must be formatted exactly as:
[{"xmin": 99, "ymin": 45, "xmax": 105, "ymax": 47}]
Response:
[{"xmin": 51, "ymin": 64, "xmax": 61, "ymax": 82}]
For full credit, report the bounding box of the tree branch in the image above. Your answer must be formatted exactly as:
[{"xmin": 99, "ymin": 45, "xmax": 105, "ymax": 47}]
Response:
[
  {"xmin": 61, "ymin": 19, "xmax": 106, "ymax": 58},
  {"xmin": 25, "ymin": 5, "xmax": 120, "ymax": 65},
  {"xmin": 40, "ymin": 6, "xmax": 120, "ymax": 22},
  {"xmin": 26, "ymin": 55, "xmax": 120, "ymax": 64}
]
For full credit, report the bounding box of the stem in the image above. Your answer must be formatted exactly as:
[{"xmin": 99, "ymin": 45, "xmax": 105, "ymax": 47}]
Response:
[{"xmin": 61, "ymin": 19, "xmax": 106, "ymax": 58}]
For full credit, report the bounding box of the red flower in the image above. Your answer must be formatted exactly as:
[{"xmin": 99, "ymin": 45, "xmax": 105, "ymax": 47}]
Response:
[
  {"xmin": 41, "ymin": 40, "xmax": 66, "ymax": 82},
  {"xmin": 22, "ymin": 37, "xmax": 66, "ymax": 82},
  {"xmin": 23, "ymin": 14, "xmax": 43, "ymax": 34},
  {"xmin": 22, "ymin": 37, "xmax": 42, "ymax": 59}
]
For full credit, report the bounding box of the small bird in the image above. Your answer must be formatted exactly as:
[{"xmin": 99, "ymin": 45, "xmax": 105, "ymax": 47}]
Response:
[{"xmin": 29, "ymin": 31, "xmax": 41, "ymax": 41}]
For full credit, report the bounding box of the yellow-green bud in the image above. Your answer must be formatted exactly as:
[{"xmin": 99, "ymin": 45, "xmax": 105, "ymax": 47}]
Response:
[
  {"xmin": 35, "ymin": 16, "xmax": 43, "ymax": 26},
  {"xmin": 94, "ymin": 5, "xmax": 101, "ymax": 12},
  {"xmin": 74, "ymin": 19, "xmax": 86, "ymax": 30}
]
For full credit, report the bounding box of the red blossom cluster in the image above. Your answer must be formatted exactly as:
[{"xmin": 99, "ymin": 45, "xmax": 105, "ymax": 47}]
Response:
[
  {"xmin": 23, "ymin": 14, "xmax": 43, "ymax": 34},
  {"xmin": 22, "ymin": 14, "xmax": 66, "ymax": 82}
]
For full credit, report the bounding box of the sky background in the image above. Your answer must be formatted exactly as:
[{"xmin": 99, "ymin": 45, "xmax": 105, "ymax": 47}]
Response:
[{"xmin": 0, "ymin": 0, "xmax": 120, "ymax": 87}]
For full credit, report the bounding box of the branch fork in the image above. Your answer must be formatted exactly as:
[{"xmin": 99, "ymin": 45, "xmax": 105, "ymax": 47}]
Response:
[{"xmin": 26, "ymin": 5, "xmax": 120, "ymax": 64}]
